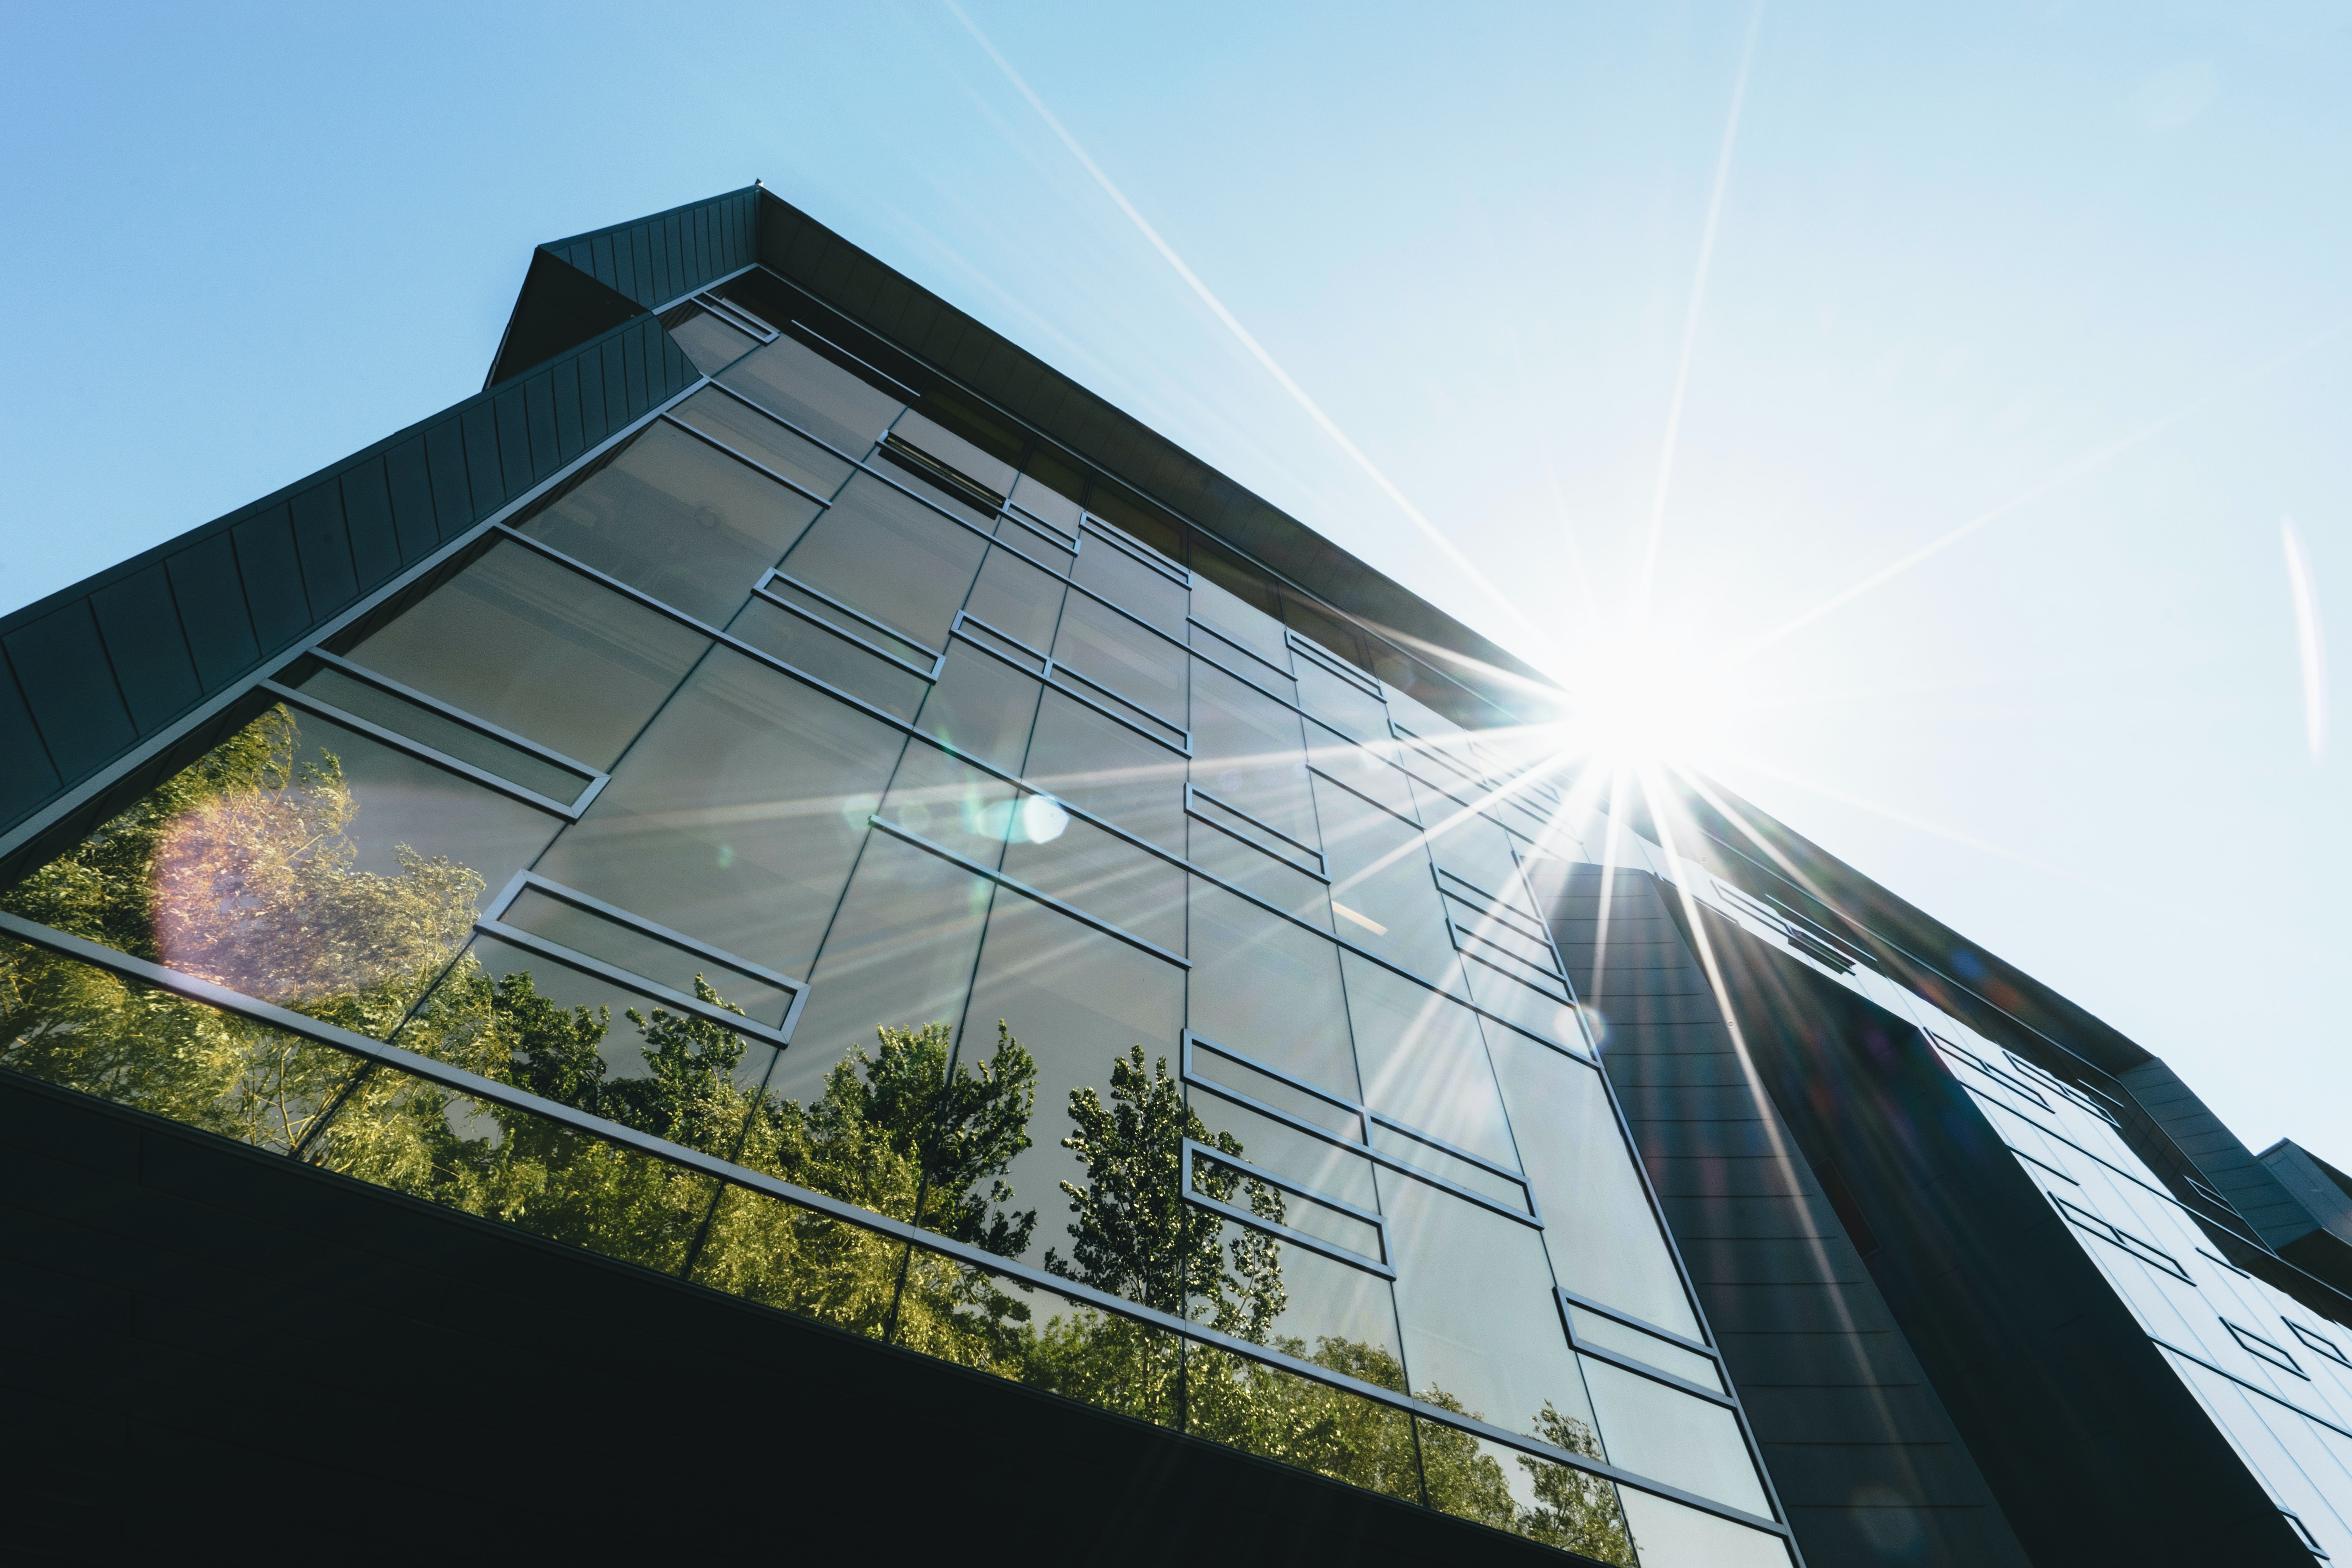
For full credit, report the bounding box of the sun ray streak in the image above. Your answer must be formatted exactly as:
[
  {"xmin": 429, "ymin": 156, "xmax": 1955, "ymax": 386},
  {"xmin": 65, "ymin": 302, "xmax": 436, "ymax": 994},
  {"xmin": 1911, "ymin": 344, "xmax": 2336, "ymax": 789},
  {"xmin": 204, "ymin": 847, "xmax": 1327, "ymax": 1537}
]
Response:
[
  {"xmin": 1733, "ymin": 316, "xmax": 2352, "ymax": 664},
  {"xmin": 2283, "ymin": 515, "xmax": 2329, "ymax": 764},
  {"xmin": 1713, "ymin": 752, "xmax": 2080, "ymax": 879},
  {"xmin": 940, "ymin": 0, "xmax": 1563, "ymax": 668},
  {"xmin": 1633, "ymin": 0, "xmax": 1766, "ymax": 621}
]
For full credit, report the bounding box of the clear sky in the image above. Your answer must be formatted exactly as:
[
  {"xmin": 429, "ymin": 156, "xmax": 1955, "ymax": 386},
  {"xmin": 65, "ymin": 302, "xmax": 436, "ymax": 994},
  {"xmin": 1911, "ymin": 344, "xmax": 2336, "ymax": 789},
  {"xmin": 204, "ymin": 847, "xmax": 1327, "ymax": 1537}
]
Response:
[{"xmin": 2, "ymin": 2, "xmax": 2345, "ymax": 1158}]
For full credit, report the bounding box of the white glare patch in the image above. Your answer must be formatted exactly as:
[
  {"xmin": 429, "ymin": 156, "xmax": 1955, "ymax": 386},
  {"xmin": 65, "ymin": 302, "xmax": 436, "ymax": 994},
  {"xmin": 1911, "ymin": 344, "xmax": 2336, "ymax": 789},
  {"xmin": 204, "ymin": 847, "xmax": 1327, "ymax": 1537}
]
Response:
[{"xmin": 1018, "ymin": 796, "xmax": 1071, "ymax": 844}]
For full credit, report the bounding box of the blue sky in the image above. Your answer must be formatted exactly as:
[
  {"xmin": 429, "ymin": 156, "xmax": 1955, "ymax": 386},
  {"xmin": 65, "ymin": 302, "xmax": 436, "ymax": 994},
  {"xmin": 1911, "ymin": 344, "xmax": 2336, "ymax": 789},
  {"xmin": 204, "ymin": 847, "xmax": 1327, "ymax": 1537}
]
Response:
[{"xmin": 3, "ymin": 2, "xmax": 2346, "ymax": 1155}]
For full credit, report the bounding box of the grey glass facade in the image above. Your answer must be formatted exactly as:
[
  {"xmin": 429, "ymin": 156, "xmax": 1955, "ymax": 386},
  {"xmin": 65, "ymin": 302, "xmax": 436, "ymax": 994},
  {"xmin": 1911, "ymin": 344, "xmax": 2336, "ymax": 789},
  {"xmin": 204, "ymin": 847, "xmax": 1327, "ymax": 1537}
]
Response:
[{"xmin": 4, "ymin": 187, "xmax": 2347, "ymax": 1567}]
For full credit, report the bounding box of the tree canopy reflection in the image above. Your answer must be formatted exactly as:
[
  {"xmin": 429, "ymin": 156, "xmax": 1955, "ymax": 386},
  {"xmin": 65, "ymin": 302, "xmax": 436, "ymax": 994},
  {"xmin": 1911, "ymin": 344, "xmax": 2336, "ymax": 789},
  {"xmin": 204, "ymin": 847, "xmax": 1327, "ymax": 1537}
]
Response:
[{"xmin": 0, "ymin": 706, "xmax": 1632, "ymax": 1563}]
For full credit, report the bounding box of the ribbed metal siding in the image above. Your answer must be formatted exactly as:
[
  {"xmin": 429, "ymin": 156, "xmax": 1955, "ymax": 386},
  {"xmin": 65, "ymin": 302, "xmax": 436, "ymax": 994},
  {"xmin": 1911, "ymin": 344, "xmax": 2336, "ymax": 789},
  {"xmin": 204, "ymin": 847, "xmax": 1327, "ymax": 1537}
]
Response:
[
  {"xmin": 543, "ymin": 187, "xmax": 758, "ymax": 311},
  {"xmin": 0, "ymin": 314, "xmax": 695, "ymax": 837}
]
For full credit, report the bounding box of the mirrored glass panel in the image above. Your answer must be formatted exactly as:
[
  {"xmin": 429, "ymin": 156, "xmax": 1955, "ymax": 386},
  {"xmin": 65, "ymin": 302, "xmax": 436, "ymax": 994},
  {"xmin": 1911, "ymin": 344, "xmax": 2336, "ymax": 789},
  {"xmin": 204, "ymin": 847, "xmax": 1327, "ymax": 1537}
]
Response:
[
  {"xmin": 1190, "ymin": 659, "xmax": 1314, "ymax": 851},
  {"xmin": 717, "ymin": 335, "xmax": 904, "ymax": 456},
  {"xmin": 668, "ymin": 387, "xmax": 855, "ymax": 499},
  {"xmin": 1416, "ymin": 1424, "xmax": 1635, "ymax": 1566},
  {"xmin": 778, "ymin": 472, "xmax": 989, "ymax": 653},
  {"xmin": 1189, "ymin": 880, "xmax": 1359, "ymax": 1101},
  {"xmin": 1341, "ymin": 954, "xmax": 1517, "ymax": 1169},
  {"xmin": 521, "ymin": 422, "xmax": 824, "ymax": 627},
  {"xmin": 1053, "ymin": 592, "xmax": 1187, "ymax": 729},
  {"xmin": 915, "ymin": 642, "xmax": 1043, "ymax": 775},
  {"xmin": 1580, "ymin": 1358, "xmax": 1768, "ymax": 1516},
  {"xmin": 290, "ymin": 663, "xmax": 595, "ymax": 806},
  {"xmin": 1021, "ymin": 687, "xmax": 1186, "ymax": 852}
]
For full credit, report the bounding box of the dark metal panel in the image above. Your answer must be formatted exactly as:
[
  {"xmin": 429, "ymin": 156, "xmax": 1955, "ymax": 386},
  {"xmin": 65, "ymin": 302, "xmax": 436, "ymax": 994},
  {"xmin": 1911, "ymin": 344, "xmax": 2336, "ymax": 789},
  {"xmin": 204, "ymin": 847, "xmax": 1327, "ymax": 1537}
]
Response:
[
  {"xmin": 229, "ymin": 504, "xmax": 313, "ymax": 653},
  {"xmin": 491, "ymin": 387, "xmax": 532, "ymax": 499},
  {"xmin": 590, "ymin": 232, "xmax": 618, "ymax": 294},
  {"xmin": 338, "ymin": 459, "xmax": 402, "ymax": 588},
  {"xmin": 578, "ymin": 344, "xmax": 611, "ymax": 445},
  {"xmin": 163, "ymin": 535, "xmax": 259, "ymax": 689},
  {"xmin": 0, "ymin": 656, "xmax": 60, "ymax": 820},
  {"xmin": 598, "ymin": 337, "xmax": 627, "ymax": 433},
  {"xmin": 423, "ymin": 417, "xmax": 475, "ymax": 540},
  {"xmin": 519, "ymin": 375, "xmax": 556, "ymax": 481},
  {"xmin": 2, "ymin": 602, "xmax": 138, "ymax": 777},
  {"xmin": 382, "ymin": 436, "xmax": 438, "ymax": 563},
  {"xmin": 550, "ymin": 357, "xmax": 584, "ymax": 463},
  {"xmin": 88, "ymin": 566, "xmax": 200, "ymax": 733},
  {"xmin": 288, "ymin": 480, "xmax": 359, "ymax": 616},
  {"xmin": 458, "ymin": 404, "xmax": 505, "ymax": 518},
  {"xmin": 620, "ymin": 323, "xmax": 648, "ymax": 413}
]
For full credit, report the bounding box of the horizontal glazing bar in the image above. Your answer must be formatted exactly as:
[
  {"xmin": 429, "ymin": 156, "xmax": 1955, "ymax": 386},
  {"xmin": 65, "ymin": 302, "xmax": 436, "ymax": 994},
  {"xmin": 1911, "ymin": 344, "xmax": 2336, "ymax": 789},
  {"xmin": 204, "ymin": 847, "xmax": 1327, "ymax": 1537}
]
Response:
[
  {"xmin": 472, "ymin": 920, "xmax": 793, "ymax": 1048},
  {"xmin": 1181, "ymin": 1139, "xmax": 1394, "ymax": 1277},
  {"xmin": 659, "ymin": 412, "xmax": 840, "ymax": 508},
  {"xmin": 787, "ymin": 319, "xmax": 921, "ymax": 401},
  {"xmin": 1557, "ymin": 1288, "xmax": 1719, "ymax": 1359},
  {"xmin": 2153, "ymin": 1338, "xmax": 2352, "ymax": 1444},
  {"xmin": 485, "ymin": 869, "xmax": 808, "ymax": 1013},
  {"xmin": 0, "ymin": 906, "xmax": 1784, "ymax": 1538},
  {"xmin": 1081, "ymin": 514, "xmax": 1189, "ymax": 587},
  {"xmin": 1047, "ymin": 662, "xmax": 1189, "ymax": 753},
  {"xmin": 257, "ymin": 680, "xmax": 590, "ymax": 821},
  {"xmin": 1572, "ymin": 1341, "xmax": 1740, "ymax": 1409},
  {"xmin": 1967, "ymin": 1089, "xmax": 2262, "ymax": 1244},
  {"xmin": 304, "ymin": 650, "xmax": 605, "ymax": 782},
  {"xmin": 757, "ymin": 570, "xmax": 942, "ymax": 673}
]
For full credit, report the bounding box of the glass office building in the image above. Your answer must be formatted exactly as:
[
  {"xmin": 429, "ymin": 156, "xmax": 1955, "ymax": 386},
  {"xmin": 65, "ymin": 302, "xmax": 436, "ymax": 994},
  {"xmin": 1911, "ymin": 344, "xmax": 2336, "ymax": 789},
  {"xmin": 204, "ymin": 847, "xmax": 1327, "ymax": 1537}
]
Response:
[{"xmin": 2, "ymin": 188, "xmax": 2347, "ymax": 1566}]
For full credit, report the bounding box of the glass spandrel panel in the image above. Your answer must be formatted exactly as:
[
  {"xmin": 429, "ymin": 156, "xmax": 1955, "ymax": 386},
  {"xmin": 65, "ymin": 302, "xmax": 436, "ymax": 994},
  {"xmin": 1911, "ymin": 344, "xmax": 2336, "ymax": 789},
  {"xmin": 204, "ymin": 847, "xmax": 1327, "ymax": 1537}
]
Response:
[
  {"xmin": 498, "ymin": 885, "xmax": 795, "ymax": 1029},
  {"xmin": 291, "ymin": 666, "xmax": 592, "ymax": 804},
  {"xmin": 1053, "ymin": 593, "xmax": 1186, "ymax": 727},
  {"xmin": 915, "ymin": 642, "xmax": 1042, "ymax": 775},
  {"xmin": 0, "ymin": 936, "xmax": 367, "ymax": 1155},
  {"xmin": 1008, "ymin": 471, "xmax": 1083, "ymax": 537},
  {"xmin": 1484, "ymin": 1028, "xmax": 1703, "ymax": 1340},
  {"xmin": 1380, "ymin": 1165, "xmax": 1599, "ymax": 1443},
  {"xmin": 1297, "ymin": 657, "xmax": 1390, "ymax": 742},
  {"xmin": 999, "ymin": 810, "xmax": 1185, "ymax": 957},
  {"xmin": 521, "ymin": 422, "xmax": 823, "ymax": 628},
  {"xmin": 531, "ymin": 647, "xmax": 902, "ymax": 982},
  {"xmin": 717, "ymin": 335, "xmax": 904, "ymax": 456},
  {"xmin": 9, "ymin": 706, "xmax": 561, "ymax": 1039},
  {"xmin": 419, "ymin": 934, "xmax": 776, "ymax": 1154},
  {"xmin": 1190, "ymin": 658, "xmax": 1316, "ymax": 850},
  {"xmin": 1616, "ymin": 1491, "xmax": 1795, "ymax": 1568},
  {"xmin": 1567, "ymin": 1304, "xmax": 1723, "ymax": 1394},
  {"xmin": 778, "ymin": 472, "xmax": 989, "ymax": 652},
  {"xmin": 1341, "ymin": 953, "xmax": 1517, "ymax": 1169},
  {"xmin": 1073, "ymin": 533, "xmax": 1186, "ymax": 634},
  {"xmin": 955, "ymin": 891, "xmax": 1187, "ymax": 1280},
  {"xmin": 1313, "ymin": 775, "xmax": 1460, "ymax": 983},
  {"xmin": 668, "ymin": 309, "xmax": 758, "ymax": 376},
  {"xmin": 1189, "ymin": 1041, "xmax": 1363, "ymax": 1142},
  {"xmin": 1022, "ymin": 687, "xmax": 1186, "ymax": 851},
  {"xmin": 1188, "ymin": 570, "xmax": 1290, "ymax": 672},
  {"xmin": 1188, "ymin": 880, "xmax": 1359, "ymax": 1101},
  {"xmin": 668, "ymin": 387, "xmax": 854, "ymax": 499},
  {"xmin": 1417, "ymin": 1423, "xmax": 1635, "ymax": 1565},
  {"xmin": 962, "ymin": 543, "xmax": 1067, "ymax": 655},
  {"xmin": 1581, "ymin": 1357, "xmax": 1768, "ymax": 1516},
  {"xmin": 724, "ymin": 595, "xmax": 929, "ymax": 722},
  {"xmin": 344, "ymin": 539, "xmax": 707, "ymax": 769},
  {"xmin": 761, "ymin": 831, "xmax": 993, "ymax": 1178},
  {"xmin": 879, "ymin": 740, "xmax": 1021, "ymax": 868}
]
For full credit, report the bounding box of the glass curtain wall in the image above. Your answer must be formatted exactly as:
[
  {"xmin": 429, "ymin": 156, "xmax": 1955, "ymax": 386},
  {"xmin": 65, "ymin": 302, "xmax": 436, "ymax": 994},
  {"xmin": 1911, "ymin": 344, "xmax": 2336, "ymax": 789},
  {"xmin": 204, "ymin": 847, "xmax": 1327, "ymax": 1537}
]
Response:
[{"xmin": 0, "ymin": 306, "xmax": 1790, "ymax": 1568}]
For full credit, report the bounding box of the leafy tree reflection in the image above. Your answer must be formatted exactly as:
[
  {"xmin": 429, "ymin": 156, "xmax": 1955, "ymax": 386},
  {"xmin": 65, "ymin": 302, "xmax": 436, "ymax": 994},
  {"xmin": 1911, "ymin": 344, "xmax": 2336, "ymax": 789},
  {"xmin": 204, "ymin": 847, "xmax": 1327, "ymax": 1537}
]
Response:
[{"xmin": 0, "ymin": 707, "xmax": 1631, "ymax": 1562}]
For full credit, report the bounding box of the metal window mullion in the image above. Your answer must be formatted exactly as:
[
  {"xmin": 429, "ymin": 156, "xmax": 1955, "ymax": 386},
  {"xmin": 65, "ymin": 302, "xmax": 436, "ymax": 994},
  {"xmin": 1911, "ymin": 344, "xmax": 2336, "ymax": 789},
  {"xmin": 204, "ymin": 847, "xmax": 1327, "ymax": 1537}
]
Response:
[
  {"xmin": 256, "ymin": 682, "xmax": 589, "ymax": 821},
  {"xmin": 299, "ymin": 650, "xmax": 606, "ymax": 782},
  {"xmin": 866, "ymin": 816, "xmax": 1187, "ymax": 970}
]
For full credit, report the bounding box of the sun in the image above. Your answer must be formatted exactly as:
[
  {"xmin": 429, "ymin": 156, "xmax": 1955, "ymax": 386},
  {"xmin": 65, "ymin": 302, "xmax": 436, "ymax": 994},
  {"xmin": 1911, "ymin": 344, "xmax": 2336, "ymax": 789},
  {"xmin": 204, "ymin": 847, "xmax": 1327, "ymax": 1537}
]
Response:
[{"xmin": 1560, "ymin": 630, "xmax": 1730, "ymax": 770}]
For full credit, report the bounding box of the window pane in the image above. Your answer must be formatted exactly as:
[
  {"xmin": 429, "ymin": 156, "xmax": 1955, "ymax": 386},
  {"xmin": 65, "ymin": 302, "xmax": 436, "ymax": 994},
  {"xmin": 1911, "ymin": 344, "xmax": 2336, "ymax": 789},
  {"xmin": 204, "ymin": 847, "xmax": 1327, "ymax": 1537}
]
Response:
[
  {"xmin": 292, "ymin": 665, "xmax": 592, "ymax": 804},
  {"xmin": 1308, "ymin": 723, "xmax": 1418, "ymax": 822},
  {"xmin": 344, "ymin": 539, "xmax": 708, "ymax": 769},
  {"xmin": 1191, "ymin": 659, "xmax": 1314, "ymax": 850},
  {"xmin": 961, "ymin": 1264, "xmax": 1183, "ymax": 1426},
  {"xmin": 1009, "ymin": 471, "xmax": 1083, "ymax": 537},
  {"xmin": 532, "ymin": 648, "xmax": 903, "ymax": 981},
  {"xmin": 1186, "ymin": 806, "xmax": 1332, "ymax": 931},
  {"xmin": 1000, "ymin": 811, "xmax": 1185, "ymax": 957},
  {"xmin": 1423, "ymin": 800, "xmax": 1532, "ymax": 914},
  {"xmin": 1185, "ymin": 1338, "xmax": 1420, "ymax": 1503},
  {"xmin": 1188, "ymin": 880, "xmax": 1359, "ymax": 1101},
  {"xmin": 1189, "ymin": 568, "xmax": 1289, "ymax": 671},
  {"xmin": 718, "ymin": 335, "xmax": 904, "ymax": 456},
  {"xmin": 499, "ymin": 884, "xmax": 795, "ymax": 1029},
  {"xmin": 1189, "ymin": 1041, "xmax": 1362, "ymax": 1142},
  {"xmin": 1053, "ymin": 593, "xmax": 1186, "ymax": 727},
  {"xmin": 668, "ymin": 388, "xmax": 855, "ymax": 499},
  {"xmin": 1462, "ymin": 960, "xmax": 1581, "ymax": 1047},
  {"xmin": 1022, "ymin": 687, "xmax": 1186, "ymax": 852},
  {"xmin": 1191, "ymin": 1089, "xmax": 1383, "ymax": 1216},
  {"xmin": 690, "ymin": 1183, "xmax": 906, "ymax": 1341},
  {"xmin": 956, "ymin": 891, "xmax": 1186, "ymax": 1279},
  {"xmin": 726, "ymin": 595, "xmax": 929, "ymax": 722},
  {"xmin": 1191, "ymin": 619, "xmax": 1297, "ymax": 706},
  {"xmin": 1567, "ymin": 1304, "xmax": 1723, "ymax": 1394},
  {"xmin": 1341, "ymin": 954, "xmax": 1515, "ymax": 1167},
  {"xmin": 763, "ymin": 830, "xmax": 993, "ymax": 1179},
  {"xmin": 424, "ymin": 935, "xmax": 777, "ymax": 1152},
  {"xmin": 780, "ymin": 472, "xmax": 988, "ymax": 651},
  {"xmin": 1074, "ymin": 533, "xmax": 1186, "ymax": 633},
  {"xmin": 891, "ymin": 408, "xmax": 1016, "ymax": 499},
  {"xmin": 1416, "ymin": 1422, "xmax": 1636, "ymax": 1565},
  {"xmin": 1297, "ymin": 658, "xmax": 1390, "ymax": 742},
  {"xmin": 1314, "ymin": 775, "xmax": 1459, "ymax": 984},
  {"xmin": 1483, "ymin": 1030, "xmax": 1703, "ymax": 1341},
  {"xmin": 1581, "ymin": 1358, "xmax": 1769, "ymax": 1516},
  {"xmin": 0, "ymin": 937, "xmax": 365, "ymax": 1154},
  {"xmin": 879, "ymin": 740, "xmax": 1021, "ymax": 868},
  {"xmin": 915, "ymin": 642, "xmax": 1042, "ymax": 775},
  {"xmin": 962, "ymin": 542, "xmax": 1067, "ymax": 655},
  {"xmin": 1615, "ymin": 1492, "xmax": 1794, "ymax": 1568},
  {"xmin": 996, "ymin": 510, "xmax": 1077, "ymax": 573},
  {"xmin": 1381, "ymin": 1165, "xmax": 1597, "ymax": 1443},
  {"xmin": 668, "ymin": 308, "xmax": 757, "ymax": 376},
  {"xmin": 521, "ymin": 422, "xmax": 824, "ymax": 627}
]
